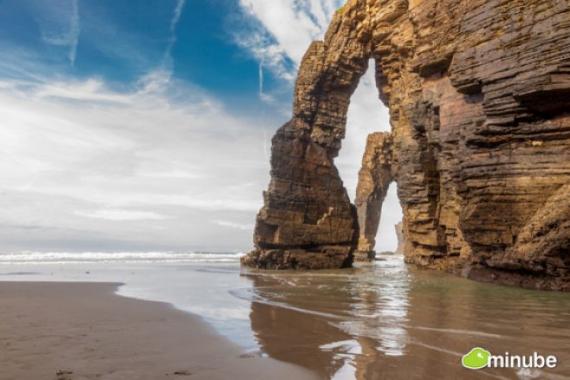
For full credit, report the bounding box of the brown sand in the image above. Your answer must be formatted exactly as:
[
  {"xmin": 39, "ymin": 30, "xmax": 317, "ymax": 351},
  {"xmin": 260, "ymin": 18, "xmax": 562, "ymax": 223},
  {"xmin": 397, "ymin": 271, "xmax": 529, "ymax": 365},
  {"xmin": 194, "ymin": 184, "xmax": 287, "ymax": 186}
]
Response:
[{"xmin": 0, "ymin": 282, "xmax": 318, "ymax": 380}]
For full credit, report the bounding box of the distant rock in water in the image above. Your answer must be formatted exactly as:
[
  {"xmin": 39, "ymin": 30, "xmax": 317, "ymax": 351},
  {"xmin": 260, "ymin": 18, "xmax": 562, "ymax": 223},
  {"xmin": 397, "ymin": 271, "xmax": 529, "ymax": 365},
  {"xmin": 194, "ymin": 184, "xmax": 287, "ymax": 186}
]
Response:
[
  {"xmin": 395, "ymin": 223, "xmax": 404, "ymax": 255},
  {"xmin": 354, "ymin": 132, "xmax": 394, "ymax": 262},
  {"xmin": 242, "ymin": 0, "xmax": 570, "ymax": 291}
]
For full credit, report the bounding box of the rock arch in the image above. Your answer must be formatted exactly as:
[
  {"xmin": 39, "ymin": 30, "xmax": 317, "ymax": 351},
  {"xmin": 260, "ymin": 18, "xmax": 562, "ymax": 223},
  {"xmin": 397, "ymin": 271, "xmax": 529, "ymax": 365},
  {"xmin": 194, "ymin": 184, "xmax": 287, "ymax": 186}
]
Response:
[
  {"xmin": 241, "ymin": 4, "xmax": 377, "ymax": 269},
  {"xmin": 242, "ymin": 0, "xmax": 570, "ymax": 291}
]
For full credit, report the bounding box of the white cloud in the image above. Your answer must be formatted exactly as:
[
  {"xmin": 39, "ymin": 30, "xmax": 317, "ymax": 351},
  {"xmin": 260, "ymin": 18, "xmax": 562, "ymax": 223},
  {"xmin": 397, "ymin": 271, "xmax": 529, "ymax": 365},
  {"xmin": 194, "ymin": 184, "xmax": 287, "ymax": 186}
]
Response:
[
  {"xmin": 0, "ymin": 68, "xmax": 271, "ymax": 251},
  {"xmin": 34, "ymin": 79, "xmax": 132, "ymax": 104},
  {"xmin": 337, "ymin": 65, "xmax": 391, "ymax": 199},
  {"xmin": 236, "ymin": 0, "xmax": 344, "ymax": 79},
  {"xmin": 75, "ymin": 209, "xmax": 168, "ymax": 221},
  {"xmin": 213, "ymin": 220, "xmax": 255, "ymax": 231}
]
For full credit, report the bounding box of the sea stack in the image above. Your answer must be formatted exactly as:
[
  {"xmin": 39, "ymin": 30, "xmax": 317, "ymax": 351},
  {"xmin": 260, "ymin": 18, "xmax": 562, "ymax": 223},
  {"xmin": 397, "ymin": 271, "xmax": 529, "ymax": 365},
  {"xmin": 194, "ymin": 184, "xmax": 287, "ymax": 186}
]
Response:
[
  {"xmin": 354, "ymin": 132, "xmax": 394, "ymax": 262},
  {"xmin": 394, "ymin": 222, "xmax": 405, "ymax": 255},
  {"xmin": 242, "ymin": 0, "xmax": 570, "ymax": 291}
]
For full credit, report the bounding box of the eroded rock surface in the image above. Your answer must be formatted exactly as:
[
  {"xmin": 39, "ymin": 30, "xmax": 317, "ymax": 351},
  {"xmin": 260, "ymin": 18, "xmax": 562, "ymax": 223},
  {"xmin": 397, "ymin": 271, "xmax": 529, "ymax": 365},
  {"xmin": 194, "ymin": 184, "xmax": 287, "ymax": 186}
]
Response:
[
  {"xmin": 354, "ymin": 132, "xmax": 394, "ymax": 261},
  {"xmin": 242, "ymin": 0, "xmax": 570, "ymax": 290},
  {"xmin": 395, "ymin": 222, "xmax": 405, "ymax": 255}
]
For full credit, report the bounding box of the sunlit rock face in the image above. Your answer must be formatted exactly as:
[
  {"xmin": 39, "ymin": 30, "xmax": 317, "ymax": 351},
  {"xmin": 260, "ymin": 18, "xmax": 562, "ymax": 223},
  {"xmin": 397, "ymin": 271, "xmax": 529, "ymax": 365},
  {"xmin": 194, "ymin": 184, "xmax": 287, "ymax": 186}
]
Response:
[
  {"xmin": 354, "ymin": 132, "xmax": 394, "ymax": 261},
  {"xmin": 242, "ymin": 0, "xmax": 570, "ymax": 290},
  {"xmin": 395, "ymin": 222, "xmax": 405, "ymax": 255}
]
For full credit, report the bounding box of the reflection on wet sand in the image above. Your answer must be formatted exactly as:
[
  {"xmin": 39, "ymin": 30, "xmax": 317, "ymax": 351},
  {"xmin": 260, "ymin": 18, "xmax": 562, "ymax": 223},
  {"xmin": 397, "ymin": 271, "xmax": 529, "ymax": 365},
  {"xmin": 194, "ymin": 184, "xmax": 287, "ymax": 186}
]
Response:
[{"xmin": 242, "ymin": 256, "xmax": 570, "ymax": 380}]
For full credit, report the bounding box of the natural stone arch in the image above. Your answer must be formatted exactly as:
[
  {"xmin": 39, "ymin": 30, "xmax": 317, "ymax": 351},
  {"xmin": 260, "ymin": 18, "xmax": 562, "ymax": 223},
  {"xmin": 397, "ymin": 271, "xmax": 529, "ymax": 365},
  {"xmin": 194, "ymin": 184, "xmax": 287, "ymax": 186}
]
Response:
[
  {"xmin": 241, "ymin": 3, "xmax": 378, "ymax": 269},
  {"xmin": 243, "ymin": 0, "xmax": 570, "ymax": 291}
]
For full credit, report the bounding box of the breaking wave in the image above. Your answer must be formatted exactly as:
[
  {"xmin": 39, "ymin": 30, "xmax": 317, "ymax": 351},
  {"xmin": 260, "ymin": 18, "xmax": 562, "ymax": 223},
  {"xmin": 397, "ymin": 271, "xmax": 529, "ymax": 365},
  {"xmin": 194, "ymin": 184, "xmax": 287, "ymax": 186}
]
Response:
[{"xmin": 0, "ymin": 251, "xmax": 245, "ymax": 264}]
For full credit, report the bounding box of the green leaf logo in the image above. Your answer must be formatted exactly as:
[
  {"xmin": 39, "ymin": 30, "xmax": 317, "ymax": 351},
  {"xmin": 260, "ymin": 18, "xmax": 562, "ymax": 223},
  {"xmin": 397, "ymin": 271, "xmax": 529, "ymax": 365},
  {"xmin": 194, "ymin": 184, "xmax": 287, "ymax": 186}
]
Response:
[{"xmin": 462, "ymin": 347, "xmax": 491, "ymax": 370}]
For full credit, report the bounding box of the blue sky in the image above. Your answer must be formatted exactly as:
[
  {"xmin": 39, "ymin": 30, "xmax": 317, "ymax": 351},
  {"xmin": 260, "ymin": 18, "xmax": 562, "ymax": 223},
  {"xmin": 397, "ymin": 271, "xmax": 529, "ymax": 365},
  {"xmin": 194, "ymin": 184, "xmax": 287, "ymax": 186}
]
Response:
[
  {"xmin": 0, "ymin": 0, "xmax": 288, "ymax": 110},
  {"xmin": 0, "ymin": 0, "xmax": 399, "ymax": 253}
]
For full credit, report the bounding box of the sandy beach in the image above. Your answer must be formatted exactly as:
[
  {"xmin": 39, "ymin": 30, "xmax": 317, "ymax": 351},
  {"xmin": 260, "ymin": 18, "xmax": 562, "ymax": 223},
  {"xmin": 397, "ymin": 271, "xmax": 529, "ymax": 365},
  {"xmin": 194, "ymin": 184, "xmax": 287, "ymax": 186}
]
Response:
[
  {"xmin": 1, "ymin": 257, "xmax": 569, "ymax": 379},
  {"xmin": 0, "ymin": 281, "xmax": 317, "ymax": 380}
]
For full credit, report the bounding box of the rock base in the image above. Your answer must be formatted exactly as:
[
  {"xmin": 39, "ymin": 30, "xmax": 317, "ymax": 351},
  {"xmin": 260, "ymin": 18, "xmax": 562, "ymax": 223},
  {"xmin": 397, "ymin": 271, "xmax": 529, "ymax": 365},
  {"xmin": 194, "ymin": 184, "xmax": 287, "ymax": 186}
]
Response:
[
  {"xmin": 354, "ymin": 251, "xmax": 376, "ymax": 262},
  {"xmin": 241, "ymin": 248, "xmax": 353, "ymax": 270}
]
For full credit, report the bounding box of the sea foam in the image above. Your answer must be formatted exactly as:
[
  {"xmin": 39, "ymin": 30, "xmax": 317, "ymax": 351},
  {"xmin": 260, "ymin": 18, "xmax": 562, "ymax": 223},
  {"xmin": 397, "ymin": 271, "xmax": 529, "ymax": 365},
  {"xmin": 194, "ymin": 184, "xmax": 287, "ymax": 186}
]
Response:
[{"xmin": 0, "ymin": 251, "xmax": 245, "ymax": 264}]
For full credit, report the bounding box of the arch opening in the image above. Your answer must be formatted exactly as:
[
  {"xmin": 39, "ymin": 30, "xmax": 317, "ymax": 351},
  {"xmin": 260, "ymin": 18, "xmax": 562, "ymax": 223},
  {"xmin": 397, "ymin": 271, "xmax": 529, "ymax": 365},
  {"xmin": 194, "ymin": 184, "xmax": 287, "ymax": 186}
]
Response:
[
  {"xmin": 336, "ymin": 60, "xmax": 390, "ymax": 202},
  {"xmin": 375, "ymin": 183, "xmax": 404, "ymax": 254},
  {"xmin": 335, "ymin": 60, "xmax": 403, "ymax": 261},
  {"xmin": 243, "ymin": 18, "xmax": 398, "ymax": 269}
]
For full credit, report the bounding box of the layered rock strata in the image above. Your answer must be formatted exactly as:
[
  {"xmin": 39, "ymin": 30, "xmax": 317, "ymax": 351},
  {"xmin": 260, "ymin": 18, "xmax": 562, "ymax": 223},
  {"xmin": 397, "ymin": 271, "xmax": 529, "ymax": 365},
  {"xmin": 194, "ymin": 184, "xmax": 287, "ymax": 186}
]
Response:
[
  {"xmin": 395, "ymin": 222, "xmax": 405, "ymax": 255},
  {"xmin": 242, "ymin": 0, "xmax": 570, "ymax": 290},
  {"xmin": 354, "ymin": 132, "xmax": 394, "ymax": 261}
]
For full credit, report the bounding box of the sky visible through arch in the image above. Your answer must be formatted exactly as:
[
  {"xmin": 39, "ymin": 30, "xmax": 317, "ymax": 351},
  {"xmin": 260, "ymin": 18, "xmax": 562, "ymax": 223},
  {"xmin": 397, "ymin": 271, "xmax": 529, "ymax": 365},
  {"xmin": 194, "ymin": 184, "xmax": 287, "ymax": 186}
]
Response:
[{"xmin": 0, "ymin": 0, "xmax": 401, "ymax": 253}]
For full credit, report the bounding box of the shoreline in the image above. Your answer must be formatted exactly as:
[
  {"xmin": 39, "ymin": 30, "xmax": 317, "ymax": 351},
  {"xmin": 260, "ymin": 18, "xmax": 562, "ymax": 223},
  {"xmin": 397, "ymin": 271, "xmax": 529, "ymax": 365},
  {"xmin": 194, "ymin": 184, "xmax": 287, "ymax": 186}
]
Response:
[{"xmin": 0, "ymin": 281, "xmax": 317, "ymax": 380}]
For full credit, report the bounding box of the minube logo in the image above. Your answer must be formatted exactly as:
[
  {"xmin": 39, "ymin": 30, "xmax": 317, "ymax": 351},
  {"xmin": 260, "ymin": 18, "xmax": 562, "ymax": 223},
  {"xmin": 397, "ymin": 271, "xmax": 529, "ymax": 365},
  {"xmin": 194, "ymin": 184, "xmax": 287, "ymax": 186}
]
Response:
[
  {"xmin": 462, "ymin": 347, "xmax": 558, "ymax": 370},
  {"xmin": 462, "ymin": 347, "xmax": 490, "ymax": 370}
]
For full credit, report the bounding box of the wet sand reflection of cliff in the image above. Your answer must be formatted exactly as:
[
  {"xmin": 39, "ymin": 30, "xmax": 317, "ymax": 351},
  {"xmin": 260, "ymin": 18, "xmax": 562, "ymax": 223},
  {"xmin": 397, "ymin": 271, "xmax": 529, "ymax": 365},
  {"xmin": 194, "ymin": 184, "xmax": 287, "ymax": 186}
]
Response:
[{"xmin": 242, "ymin": 256, "xmax": 570, "ymax": 379}]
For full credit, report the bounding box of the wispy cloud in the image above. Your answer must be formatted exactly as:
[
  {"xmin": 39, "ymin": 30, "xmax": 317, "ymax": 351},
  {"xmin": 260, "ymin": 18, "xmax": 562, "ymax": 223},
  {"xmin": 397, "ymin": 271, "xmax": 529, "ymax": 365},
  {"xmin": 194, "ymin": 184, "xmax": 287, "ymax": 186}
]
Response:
[
  {"xmin": 40, "ymin": 0, "xmax": 81, "ymax": 66},
  {"xmin": 258, "ymin": 60, "xmax": 276, "ymax": 104},
  {"xmin": 235, "ymin": 0, "xmax": 344, "ymax": 80},
  {"xmin": 170, "ymin": 0, "xmax": 187, "ymax": 33},
  {"xmin": 163, "ymin": 0, "xmax": 187, "ymax": 66},
  {"xmin": 33, "ymin": 79, "xmax": 132, "ymax": 104},
  {"xmin": 69, "ymin": 0, "xmax": 80, "ymax": 65}
]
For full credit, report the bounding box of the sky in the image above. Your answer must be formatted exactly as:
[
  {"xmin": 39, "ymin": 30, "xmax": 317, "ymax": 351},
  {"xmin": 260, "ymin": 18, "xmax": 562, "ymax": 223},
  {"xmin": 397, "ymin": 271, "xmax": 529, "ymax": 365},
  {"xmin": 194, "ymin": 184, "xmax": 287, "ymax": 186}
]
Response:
[{"xmin": 0, "ymin": 0, "xmax": 401, "ymax": 253}]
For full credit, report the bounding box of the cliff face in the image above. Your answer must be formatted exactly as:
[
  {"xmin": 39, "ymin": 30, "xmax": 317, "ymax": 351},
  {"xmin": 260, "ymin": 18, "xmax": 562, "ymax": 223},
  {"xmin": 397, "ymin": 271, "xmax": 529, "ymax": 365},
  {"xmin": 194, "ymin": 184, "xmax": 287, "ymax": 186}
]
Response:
[{"xmin": 242, "ymin": 0, "xmax": 570, "ymax": 290}]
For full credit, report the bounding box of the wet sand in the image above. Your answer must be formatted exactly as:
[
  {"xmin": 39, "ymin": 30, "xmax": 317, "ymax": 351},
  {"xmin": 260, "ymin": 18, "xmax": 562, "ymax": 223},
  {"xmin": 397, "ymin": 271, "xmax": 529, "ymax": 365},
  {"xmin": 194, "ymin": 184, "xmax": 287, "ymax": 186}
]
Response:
[
  {"xmin": 2, "ymin": 258, "xmax": 570, "ymax": 380},
  {"xmin": 0, "ymin": 282, "xmax": 317, "ymax": 380},
  {"xmin": 241, "ymin": 258, "xmax": 570, "ymax": 380}
]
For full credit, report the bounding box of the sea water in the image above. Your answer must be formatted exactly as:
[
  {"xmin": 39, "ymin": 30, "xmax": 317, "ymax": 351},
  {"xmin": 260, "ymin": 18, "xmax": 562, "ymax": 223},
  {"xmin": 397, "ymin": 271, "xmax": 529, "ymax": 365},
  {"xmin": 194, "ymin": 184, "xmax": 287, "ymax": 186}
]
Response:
[{"xmin": 0, "ymin": 252, "xmax": 569, "ymax": 379}]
